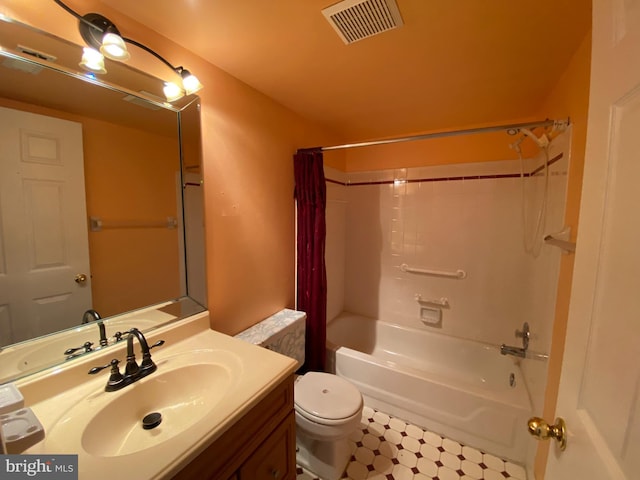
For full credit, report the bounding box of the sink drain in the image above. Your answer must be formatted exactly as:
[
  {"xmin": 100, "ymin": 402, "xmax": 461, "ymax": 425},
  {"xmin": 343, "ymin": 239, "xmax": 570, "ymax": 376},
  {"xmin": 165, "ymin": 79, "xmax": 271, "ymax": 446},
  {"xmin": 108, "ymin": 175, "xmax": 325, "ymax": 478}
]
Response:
[{"xmin": 142, "ymin": 412, "xmax": 162, "ymax": 430}]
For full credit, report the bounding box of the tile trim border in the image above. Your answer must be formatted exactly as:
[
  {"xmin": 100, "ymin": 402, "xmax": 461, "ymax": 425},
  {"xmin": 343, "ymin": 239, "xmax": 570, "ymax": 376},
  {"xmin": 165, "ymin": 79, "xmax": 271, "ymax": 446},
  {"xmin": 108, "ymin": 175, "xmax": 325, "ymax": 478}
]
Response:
[{"xmin": 326, "ymin": 153, "xmax": 563, "ymax": 187}]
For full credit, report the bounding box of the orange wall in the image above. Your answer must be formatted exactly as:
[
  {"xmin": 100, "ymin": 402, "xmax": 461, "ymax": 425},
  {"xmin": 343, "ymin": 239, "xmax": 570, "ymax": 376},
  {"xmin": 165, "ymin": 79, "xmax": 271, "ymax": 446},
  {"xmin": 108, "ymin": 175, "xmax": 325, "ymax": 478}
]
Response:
[
  {"xmin": 0, "ymin": 96, "xmax": 181, "ymax": 316},
  {"xmin": 1, "ymin": 0, "xmax": 341, "ymax": 335},
  {"xmin": 533, "ymin": 30, "xmax": 592, "ymax": 479},
  {"xmin": 83, "ymin": 118, "xmax": 181, "ymax": 316}
]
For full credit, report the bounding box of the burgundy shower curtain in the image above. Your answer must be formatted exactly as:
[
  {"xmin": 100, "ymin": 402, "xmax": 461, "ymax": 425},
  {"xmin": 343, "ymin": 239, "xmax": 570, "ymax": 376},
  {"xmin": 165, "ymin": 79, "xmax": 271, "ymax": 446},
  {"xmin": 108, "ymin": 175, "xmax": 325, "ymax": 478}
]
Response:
[{"xmin": 293, "ymin": 149, "xmax": 327, "ymax": 372}]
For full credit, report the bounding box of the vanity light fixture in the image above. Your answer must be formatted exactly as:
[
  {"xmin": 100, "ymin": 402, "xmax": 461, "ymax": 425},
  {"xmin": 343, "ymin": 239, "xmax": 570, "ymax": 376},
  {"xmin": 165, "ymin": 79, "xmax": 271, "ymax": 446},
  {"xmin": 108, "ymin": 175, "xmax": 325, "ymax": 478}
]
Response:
[
  {"xmin": 53, "ymin": 0, "xmax": 202, "ymax": 101},
  {"xmin": 76, "ymin": 12, "xmax": 130, "ymax": 61}
]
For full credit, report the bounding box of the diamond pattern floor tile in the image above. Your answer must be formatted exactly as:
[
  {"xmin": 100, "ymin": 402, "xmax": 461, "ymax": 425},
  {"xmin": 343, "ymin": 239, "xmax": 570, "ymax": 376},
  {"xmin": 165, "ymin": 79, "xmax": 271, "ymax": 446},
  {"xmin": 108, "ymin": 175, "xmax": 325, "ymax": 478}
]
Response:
[{"xmin": 296, "ymin": 406, "xmax": 527, "ymax": 480}]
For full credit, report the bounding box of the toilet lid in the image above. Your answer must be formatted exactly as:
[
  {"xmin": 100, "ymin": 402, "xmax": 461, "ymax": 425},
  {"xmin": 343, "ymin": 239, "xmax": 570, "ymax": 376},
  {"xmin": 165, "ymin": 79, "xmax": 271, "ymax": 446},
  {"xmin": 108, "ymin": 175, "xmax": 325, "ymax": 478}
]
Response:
[{"xmin": 295, "ymin": 372, "xmax": 363, "ymax": 421}]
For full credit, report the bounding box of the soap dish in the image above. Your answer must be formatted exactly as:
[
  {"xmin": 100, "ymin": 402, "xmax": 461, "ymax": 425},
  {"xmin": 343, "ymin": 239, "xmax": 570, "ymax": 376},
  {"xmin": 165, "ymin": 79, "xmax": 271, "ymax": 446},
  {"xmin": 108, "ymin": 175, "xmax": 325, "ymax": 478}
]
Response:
[
  {"xmin": 0, "ymin": 384, "xmax": 24, "ymax": 415},
  {"xmin": 1, "ymin": 407, "xmax": 45, "ymax": 453}
]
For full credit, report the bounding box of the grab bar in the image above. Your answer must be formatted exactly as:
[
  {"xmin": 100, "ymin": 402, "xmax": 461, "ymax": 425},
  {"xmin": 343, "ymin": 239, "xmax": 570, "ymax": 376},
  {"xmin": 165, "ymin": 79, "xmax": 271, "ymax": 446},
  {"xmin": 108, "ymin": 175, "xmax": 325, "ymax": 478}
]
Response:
[
  {"xmin": 89, "ymin": 216, "xmax": 177, "ymax": 232},
  {"xmin": 400, "ymin": 263, "xmax": 467, "ymax": 279}
]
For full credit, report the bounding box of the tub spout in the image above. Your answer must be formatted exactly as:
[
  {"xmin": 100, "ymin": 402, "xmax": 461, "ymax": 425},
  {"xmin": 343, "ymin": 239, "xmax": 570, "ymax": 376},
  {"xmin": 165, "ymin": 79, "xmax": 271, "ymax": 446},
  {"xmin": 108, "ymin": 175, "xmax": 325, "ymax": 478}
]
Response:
[{"xmin": 500, "ymin": 344, "xmax": 526, "ymax": 358}]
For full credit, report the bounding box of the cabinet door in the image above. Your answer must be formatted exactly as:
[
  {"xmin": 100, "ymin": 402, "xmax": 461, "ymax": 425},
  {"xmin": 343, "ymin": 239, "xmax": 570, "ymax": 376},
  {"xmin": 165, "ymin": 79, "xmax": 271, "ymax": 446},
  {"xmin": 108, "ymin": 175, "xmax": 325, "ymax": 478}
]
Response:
[{"xmin": 238, "ymin": 412, "xmax": 296, "ymax": 480}]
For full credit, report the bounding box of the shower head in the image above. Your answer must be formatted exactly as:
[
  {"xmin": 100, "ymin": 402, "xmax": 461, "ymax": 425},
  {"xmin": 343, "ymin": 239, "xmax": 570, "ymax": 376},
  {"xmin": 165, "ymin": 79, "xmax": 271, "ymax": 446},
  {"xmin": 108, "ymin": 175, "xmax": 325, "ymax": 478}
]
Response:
[
  {"xmin": 509, "ymin": 136, "xmax": 524, "ymax": 153},
  {"xmin": 519, "ymin": 128, "xmax": 550, "ymax": 149}
]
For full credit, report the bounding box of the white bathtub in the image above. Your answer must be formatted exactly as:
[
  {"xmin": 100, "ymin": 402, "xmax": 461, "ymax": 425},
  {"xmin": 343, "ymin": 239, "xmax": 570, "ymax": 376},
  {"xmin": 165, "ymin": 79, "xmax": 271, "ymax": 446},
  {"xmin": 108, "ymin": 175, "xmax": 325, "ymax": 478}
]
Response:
[{"xmin": 326, "ymin": 312, "xmax": 532, "ymax": 463}]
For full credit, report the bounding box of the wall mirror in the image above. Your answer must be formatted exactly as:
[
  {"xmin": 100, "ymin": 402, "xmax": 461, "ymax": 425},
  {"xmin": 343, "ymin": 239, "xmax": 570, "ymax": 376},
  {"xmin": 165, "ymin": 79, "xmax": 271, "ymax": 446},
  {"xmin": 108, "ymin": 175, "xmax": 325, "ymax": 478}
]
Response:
[{"xmin": 0, "ymin": 16, "xmax": 207, "ymax": 383}]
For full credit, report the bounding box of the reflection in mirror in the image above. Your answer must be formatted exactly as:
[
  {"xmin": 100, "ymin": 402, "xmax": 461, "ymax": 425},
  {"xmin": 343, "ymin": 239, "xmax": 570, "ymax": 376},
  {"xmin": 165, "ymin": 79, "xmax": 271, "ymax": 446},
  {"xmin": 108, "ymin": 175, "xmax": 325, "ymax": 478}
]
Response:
[{"xmin": 0, "ymin": 17, "xmax": 206, "ymax": 384}]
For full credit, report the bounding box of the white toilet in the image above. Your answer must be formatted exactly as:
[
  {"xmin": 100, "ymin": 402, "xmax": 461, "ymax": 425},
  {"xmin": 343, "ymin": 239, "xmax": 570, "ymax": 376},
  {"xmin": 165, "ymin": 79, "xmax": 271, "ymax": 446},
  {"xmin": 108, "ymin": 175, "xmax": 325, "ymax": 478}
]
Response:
[
  {"xmin": 294, "ymin": 371, "xmax": 363, "ymax": 480},
  {"xmin": 234, "ymin": 310, "xmax": 364, "ymax": 480}
]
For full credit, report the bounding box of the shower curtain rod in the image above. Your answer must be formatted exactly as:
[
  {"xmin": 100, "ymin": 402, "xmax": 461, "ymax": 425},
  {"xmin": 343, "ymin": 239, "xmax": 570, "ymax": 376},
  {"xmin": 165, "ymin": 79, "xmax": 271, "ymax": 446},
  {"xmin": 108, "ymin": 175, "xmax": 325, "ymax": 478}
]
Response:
[{"xmin": 312, "ymin": 118, "xmax": 569, "ymax": 152}]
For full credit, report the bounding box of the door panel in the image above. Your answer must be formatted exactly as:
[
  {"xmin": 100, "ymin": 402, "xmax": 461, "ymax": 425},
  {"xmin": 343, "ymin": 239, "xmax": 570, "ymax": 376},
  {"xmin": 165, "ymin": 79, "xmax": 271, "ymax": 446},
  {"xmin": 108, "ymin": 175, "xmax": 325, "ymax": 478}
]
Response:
[
  {"xmin": 545, "ymin": 0, "xmax": 640, "ymax": 478},
  {"xmin": 0, "ymin": 107, "xmax": 91, "ymax": 344}
]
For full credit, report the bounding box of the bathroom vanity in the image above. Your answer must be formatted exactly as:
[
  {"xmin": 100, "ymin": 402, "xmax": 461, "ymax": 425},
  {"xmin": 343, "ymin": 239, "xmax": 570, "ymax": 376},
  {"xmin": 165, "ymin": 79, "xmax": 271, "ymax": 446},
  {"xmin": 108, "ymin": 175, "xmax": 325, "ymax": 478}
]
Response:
[
  {"xmin": 173, "ymin": 375, "xmax": 295, "ymax": 480},
  {"xmin": 13, "ymin": 312, "xmax": 298, "ymax": 480}
]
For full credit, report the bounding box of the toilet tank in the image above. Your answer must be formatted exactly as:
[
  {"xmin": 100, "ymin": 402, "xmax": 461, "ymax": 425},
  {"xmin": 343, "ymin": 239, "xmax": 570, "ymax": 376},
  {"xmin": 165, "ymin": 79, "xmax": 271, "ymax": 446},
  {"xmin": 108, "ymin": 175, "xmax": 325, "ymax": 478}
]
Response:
[{"xmin": 235, "ymin": 309, "xmax": 306, "ymax": 367}]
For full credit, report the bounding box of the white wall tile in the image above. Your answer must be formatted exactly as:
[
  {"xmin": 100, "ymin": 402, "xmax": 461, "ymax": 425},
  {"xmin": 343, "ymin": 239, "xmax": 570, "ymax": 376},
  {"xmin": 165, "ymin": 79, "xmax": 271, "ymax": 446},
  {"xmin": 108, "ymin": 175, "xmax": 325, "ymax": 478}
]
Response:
[
  {"xmin": 326, "ymin": 182, "xmax": 347, "ymax": 322},
  {"xmin": 325, "ymin": 129, "xmax": 570, "ymax": 429}
]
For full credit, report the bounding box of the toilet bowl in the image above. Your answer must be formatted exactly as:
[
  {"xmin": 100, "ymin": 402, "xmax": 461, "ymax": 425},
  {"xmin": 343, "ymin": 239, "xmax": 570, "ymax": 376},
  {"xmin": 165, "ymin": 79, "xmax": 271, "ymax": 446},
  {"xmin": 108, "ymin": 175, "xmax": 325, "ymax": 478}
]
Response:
[
  {"xmin": 294, "ymin": 372, "xmax": 363, "ymax": 480},
  {"xmin": 235, "ymin": 310, "xmax": 363, "ymax": 480}
]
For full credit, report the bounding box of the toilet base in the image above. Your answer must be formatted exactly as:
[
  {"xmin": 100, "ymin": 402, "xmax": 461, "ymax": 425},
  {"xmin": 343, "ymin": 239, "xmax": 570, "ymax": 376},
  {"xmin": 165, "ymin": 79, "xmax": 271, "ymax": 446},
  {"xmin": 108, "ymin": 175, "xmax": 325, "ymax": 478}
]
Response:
[{"xmin": 296, "ymin": 433, "xmax": 352, "ymax": 480}]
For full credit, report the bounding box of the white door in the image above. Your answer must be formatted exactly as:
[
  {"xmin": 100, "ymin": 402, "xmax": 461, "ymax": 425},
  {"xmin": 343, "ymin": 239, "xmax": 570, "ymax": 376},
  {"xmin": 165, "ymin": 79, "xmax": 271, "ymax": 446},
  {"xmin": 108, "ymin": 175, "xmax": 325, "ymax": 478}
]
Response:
[
  {"xmin": 0, "ymin": 107, "xmax": 91, "ymax": 344},
  {"xmin": 545, "ymin": 1, "xmax": 640, "ymax": 478}
]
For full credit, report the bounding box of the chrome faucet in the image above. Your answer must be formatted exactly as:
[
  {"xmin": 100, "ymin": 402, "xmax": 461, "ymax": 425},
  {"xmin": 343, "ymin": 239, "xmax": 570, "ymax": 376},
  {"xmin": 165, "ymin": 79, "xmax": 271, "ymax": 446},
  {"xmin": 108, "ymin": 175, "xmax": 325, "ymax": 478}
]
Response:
[
  {"xmin": 89, "ymin": 328, "xmax": 164, "ymax": 392},
  {"xmin": 500, "ymin": 322, "xmax": 530, "ymax": 358},
  {"xmin": 81, "ymin": 309, "xmax": 108, "ymax": 347},
  {"xmin": 500, "ymin": 344, "xmax": 526, "ymax": 358}
]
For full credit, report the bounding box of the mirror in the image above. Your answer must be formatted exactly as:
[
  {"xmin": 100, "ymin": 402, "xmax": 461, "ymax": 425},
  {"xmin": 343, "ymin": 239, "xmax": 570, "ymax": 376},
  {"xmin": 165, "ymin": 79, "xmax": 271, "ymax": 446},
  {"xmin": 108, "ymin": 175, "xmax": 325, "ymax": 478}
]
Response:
[{"xmin": 0, "ymin": 16, "xmax": 207, "ymax": 383}]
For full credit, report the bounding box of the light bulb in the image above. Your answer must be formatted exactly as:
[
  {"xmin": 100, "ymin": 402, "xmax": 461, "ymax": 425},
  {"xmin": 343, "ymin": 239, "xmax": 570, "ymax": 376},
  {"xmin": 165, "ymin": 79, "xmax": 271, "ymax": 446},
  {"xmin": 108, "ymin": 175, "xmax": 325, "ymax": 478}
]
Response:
[
  {"xmin": 100, "ymin": 31, "xmax": 130, "ymax": 61},
  {"xmin": 180, "ymin": 70, "xmax": 203, "ymax": 95},
  {"xmin": 79, "ymin": 47, "xmax": 106, "ymax": 74},
  {"xmin": 163, "ymin": 82, "xmax": 184, "ymax": 102}
]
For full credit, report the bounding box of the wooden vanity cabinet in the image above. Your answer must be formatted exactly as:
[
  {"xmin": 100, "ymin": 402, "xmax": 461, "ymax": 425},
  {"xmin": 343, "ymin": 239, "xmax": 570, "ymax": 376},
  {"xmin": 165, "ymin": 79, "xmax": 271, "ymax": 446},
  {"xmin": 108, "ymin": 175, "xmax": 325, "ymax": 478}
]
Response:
[{"xmin": 173, "ymin": 374, "xmax": 296, "ymax": 480}]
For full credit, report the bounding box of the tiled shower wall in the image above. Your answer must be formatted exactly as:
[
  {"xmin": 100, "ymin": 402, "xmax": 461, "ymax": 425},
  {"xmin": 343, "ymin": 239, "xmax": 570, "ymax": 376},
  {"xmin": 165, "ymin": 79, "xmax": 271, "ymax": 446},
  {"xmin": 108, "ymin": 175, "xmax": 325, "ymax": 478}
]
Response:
[{"xmin": 325, "ymin": 131, "xmax": 570, "ymax": 417}]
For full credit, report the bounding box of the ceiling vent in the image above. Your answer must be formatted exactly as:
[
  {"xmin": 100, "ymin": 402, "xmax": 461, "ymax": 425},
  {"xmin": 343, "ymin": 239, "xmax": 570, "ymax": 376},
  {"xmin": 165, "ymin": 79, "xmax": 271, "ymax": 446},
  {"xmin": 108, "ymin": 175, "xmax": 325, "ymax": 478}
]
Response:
[{"xmin": 322, "ymin": 0, "xmax": 403, "ymax": 45}]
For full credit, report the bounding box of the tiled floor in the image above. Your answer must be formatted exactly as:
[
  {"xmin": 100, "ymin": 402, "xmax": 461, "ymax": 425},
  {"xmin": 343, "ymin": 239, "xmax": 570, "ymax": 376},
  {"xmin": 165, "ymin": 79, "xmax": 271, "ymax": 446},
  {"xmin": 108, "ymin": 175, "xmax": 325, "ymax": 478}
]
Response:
[{"xmin": 296, "ymin": 406, "xmax": 527, "ymax": 480}]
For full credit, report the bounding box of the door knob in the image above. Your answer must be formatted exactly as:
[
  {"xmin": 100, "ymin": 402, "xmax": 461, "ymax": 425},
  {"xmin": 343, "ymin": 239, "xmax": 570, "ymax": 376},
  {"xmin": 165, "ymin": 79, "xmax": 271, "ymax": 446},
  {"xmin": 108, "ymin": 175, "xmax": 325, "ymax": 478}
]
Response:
[
  {"xmin": 527, "ymin": 416, "xmax": 567, "ymax": 451},
  {"xmin": 75, "ymin": 273, "xmax": 88, "ymax": 285}
]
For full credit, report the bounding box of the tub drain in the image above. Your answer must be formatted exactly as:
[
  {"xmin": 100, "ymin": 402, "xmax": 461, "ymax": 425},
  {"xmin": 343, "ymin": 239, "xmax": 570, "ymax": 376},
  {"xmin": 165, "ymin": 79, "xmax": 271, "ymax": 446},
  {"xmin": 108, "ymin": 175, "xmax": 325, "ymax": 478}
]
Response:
[{"xmin": 142, "ymin": 412, "xmax": 162, "ymax": 430}]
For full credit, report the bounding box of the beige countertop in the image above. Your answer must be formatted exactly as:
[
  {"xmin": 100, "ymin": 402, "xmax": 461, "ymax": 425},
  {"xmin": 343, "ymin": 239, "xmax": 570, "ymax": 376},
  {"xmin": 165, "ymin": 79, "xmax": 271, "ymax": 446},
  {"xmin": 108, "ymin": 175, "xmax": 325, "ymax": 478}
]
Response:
[{"xmin": 16, "ymin": 311, "xmax": 297, "ymax": 479}]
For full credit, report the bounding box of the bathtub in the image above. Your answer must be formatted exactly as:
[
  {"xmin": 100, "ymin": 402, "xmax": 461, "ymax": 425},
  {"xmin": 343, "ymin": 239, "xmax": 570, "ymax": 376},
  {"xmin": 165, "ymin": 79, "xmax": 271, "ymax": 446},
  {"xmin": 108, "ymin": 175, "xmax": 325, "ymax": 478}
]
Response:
[{"xmin": 326, "ymin": 312, "xmax": 532, "ymax": 463}]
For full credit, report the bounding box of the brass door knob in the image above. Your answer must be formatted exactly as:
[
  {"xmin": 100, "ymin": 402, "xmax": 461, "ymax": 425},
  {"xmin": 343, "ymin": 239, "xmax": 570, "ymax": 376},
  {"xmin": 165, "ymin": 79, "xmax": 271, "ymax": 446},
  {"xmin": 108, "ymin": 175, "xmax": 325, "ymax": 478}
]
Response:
[
  {"xmin": 527, "ymin": 416, "xmax": 567, "ymax": 451},
  {"xmin": 75, "ymin": 273, "xmax": 88, "ymax": 284}
]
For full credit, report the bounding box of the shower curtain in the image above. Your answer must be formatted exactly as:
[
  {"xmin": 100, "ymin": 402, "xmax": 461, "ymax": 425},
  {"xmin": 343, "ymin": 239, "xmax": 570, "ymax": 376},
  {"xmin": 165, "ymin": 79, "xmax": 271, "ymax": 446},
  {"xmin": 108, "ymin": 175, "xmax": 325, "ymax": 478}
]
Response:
[{"xmin": 293, "ymin": 149, "xmax": 327, "ymax": 372}]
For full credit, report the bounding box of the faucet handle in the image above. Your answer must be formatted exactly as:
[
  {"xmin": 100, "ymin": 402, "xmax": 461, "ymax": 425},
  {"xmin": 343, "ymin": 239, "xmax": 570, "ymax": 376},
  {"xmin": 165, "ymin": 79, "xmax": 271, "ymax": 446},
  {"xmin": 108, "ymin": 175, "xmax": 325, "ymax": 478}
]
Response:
[
  {"xmin": 88, "ymin": 358, "xmax": 121, "ymax": 376},
  {"xmin": 149, "ymin": 340, "xmax": 165, "ymax": 350},
  {"xmin": 64, "ymin": 341, "xmax": 94, "ymax": 356},
  {"xmin": 89, "ymin": 359, "xmax": 126, "ymax": 392},
  {"xmin": 113, "ymin": 331, "xmax": 129, "ymax": 342},
  {"xmin": 139, "ymin": 340, "xmax": 165, "ymax": 370}
]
